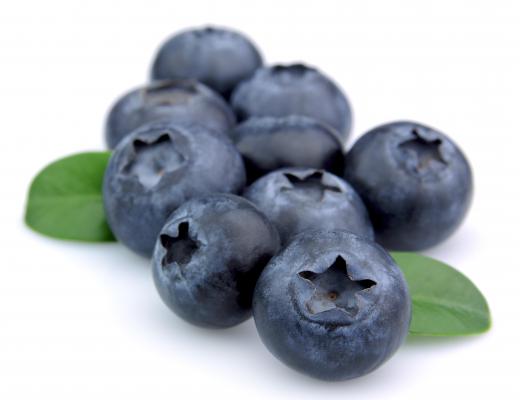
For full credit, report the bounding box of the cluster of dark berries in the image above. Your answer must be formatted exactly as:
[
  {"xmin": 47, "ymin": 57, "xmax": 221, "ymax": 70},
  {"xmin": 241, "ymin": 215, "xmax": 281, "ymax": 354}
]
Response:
[{"xmin": 103, "ymin": 26, "xmax": 473, "ymax": 381}]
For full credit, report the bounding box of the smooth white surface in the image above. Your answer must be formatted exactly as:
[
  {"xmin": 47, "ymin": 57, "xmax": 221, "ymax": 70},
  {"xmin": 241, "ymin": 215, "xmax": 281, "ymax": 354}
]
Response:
[{"xmin": 1, "ymin": 0, "xmax": 518, "ymax": 398}]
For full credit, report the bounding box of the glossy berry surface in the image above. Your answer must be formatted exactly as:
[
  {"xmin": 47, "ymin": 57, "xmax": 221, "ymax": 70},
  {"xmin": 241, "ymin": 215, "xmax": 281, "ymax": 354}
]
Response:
[
  {"xmin": 152, "ymin": 194, "xmax": 280, "ymax": 328},
  {"xmin": 103, "ymin": 121, "xmax": 245, "ymax": 257},
  {"xmin": 344, "ymin": 121, "xmax": 473, "ymax": 251},
  {"xmin": 230, "ymin": 64, "xmax": 352, "ymax": 142},
  {"xmin": 232, "ymin": 116, "xmax": 344, "ymax": 183},
  {"xmin": 151, "ymin": 27, "xmax": 263, "ymax": 98},
  {"xmin": 253, "ymin": 230, "xmax": 411, "ymax": 381},
  {"xmin": 105, "ymin": 80, "xmax": 235, "ymax": 149},
  {"xmin": 244, "ymin": 168, "xmax": 374, "ymax": 245}
]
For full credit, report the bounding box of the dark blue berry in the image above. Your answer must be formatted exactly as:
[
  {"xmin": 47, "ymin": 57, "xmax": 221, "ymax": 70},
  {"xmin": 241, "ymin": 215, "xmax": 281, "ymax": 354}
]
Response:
[
  {"xmin": 151, "ymin": 27, "xmax": 263, "ymax": 98},
  {"xmin": 344, "ymin": 121, "xmax": 473, "ymax": 250},
  {"xmin": 152, "ymin": 194, "xmax": 280, "ymax": 328},
  {"xmin": 253, "ymin": 230, "xmax": 411, "ymax": 381},
  {"xmin": 105, "ymin": 80, "xmax": 235, "ymax": 149},
  {"xmin": 232, "ymin": 116, "xmax": 344, "ymax": 183},
  {"xmin": 103, "ymin": 121, "xmax": 245, "ymax": 257},
  {"xmin": 244, "ymin": 168, "xmax": 374, "ymax": 245},
  {"xmin": 231, "ymin": 64, "xmax": 352, "ymax": 142}
]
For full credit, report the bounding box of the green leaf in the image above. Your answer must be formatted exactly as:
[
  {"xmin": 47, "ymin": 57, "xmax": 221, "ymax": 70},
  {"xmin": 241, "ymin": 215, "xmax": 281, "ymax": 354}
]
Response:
[
  {"xmin": 392, "ymin": 252, "xmax": 491, "ymax": 336},
  {"xmin": 25, "ymin": 152, "xmax": 116, "ymax": 242}
]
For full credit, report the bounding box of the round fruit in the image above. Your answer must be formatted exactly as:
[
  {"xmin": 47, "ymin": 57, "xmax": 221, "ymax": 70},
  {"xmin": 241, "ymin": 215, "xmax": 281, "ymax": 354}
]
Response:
[
  {"xmin": 253, "ymin": 230, "xmax": 411, "ymax": 381},
  {"xmin": 231, "ymin": 64, "xmax": 352, "ymax": 142},
  {"xmin": 344, "ymin": 121, "xmax": 473, "ymax": 251},
  {"xmin": 105, "ymin": 80, "xmax": 235, "ymax": 149},
  {"xmin": 151, "ymin": 26, "xmax": 263, "ymax": 98},
  {"xmin": 103, "ymin": 121, "xmax": 245, "ymax": 257},
  {"xmin": 232, "ymin": 116, "xmax": 344, "ymax": 183},
  {"xmin": 244, "ymin": 168, "xmax": 374, "ymax": 245},
  {"xmin": 152, "ymin": 194, "xmax": 280, "ymax": 328}
]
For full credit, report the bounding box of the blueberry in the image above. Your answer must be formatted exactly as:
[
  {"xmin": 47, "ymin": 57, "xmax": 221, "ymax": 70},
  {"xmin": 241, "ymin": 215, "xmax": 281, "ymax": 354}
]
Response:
[
  {"xmin": 253, "ymin": 230, "xmax": 411, "ymax": 381},
  {"xmin": 151, "ymin": 27, "xmax": 263, "ymax": 98},
  {"xmin": 152, "ymin": 194, "xmax": 280, "ymax": 328},
  {"xmin": 103, "ymin": 121, "xmax": 245, "ymax": 257},
  {"xmin": 344, "ymin": 121, "xmax": 473, "ymax": 251},
  {"xmin": 105, "ymin": 80, "xmax": 235, "ymax": 149},
  {"xmin": 232, "ymin": 116, "xmax": 344, "ymax": 183},
  {"xmin": 230, "ymin": 64, "xmax": 352, "ymax": 142},
  {"xmin": 244, "ymin": 168, "xmax": 374, "ymax": 245}
]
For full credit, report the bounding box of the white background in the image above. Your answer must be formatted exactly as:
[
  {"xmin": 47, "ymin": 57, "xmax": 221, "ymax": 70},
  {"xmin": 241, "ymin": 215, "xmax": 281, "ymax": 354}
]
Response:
[{"xmin": 1, "ymin": 0, "xmax": 518, "ymax": 398}]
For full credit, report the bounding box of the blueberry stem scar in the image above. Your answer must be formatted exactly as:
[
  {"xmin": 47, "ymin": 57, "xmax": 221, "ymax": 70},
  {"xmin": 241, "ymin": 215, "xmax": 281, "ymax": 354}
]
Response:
[
  {"xmin": 283, "ymin": 171, "xmax": 341, "ymax": 201},
  {"xmin": 122, "ymin": 133, "xmax": 185, "ymax": 189},
  {"xmin": 160, "ymin": 221, "xmax": 199, "ymax": 269},
  {"xmin": 399, "ymin": 128, "xmax": 447, "ymax": 170},
  {"xmin": 299, "ymin": 256, "xmax": 376, "ymax": 316}
]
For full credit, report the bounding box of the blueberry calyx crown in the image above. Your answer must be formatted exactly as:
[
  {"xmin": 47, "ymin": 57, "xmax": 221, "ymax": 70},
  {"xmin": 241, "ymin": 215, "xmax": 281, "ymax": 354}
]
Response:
[
  {"xmin": 281, "ymin": 171, "xmax": 342, "ymax": 202},
  {"xmin": 298, "ymin": 255, "xmax": 376, "ymax": 317},
  {"xmin": 122, "ymin": 133, "xmax": 186, "ymax": 189},
  {"xmin": 194, "ymin": 26, "xmax": 222, "ymax": 37},
  {"xmin": 398, "ymin": 127, "xmax": 447, "ymax": 174},
  {"xmin": 269, "ymin": 64, "xmax": 316, "ymax": 85},
  {"xmin": 160, "ymin": 221, "xmax": 200, "ymax": 270},
  {"xmin": 271, "ymin": 64, "xmax": 312, "ymax": 76}
]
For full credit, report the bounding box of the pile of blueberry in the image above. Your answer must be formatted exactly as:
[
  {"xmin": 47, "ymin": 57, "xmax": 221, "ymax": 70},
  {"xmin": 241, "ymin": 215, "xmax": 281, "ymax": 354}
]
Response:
[{"xmin": 103, "ymin": 26, "xmax": 473, "ymax": 381}]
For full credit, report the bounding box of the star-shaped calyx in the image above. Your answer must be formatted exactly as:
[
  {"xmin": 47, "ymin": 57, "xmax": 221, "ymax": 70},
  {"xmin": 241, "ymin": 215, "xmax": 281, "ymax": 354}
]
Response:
[
  {"xmin": 298, "ymin": 255, "xmax": 376, "ymax": 316},
  {"xmin": 160, "ymin": 222, "xmax": 200, "ymax": 270},
  {"xmin": 399, "ymin": 128, "xmax": 447, "ymax": 172},
  {"xmin": 122, "ymin": 133, "xmax": 186, "ymax": 189},
  {"xmin": 282, "ymin": 171, "xmax": 341, "ymax": 202}
]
